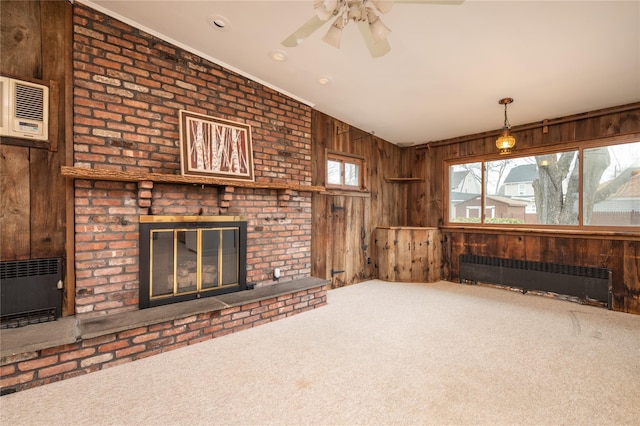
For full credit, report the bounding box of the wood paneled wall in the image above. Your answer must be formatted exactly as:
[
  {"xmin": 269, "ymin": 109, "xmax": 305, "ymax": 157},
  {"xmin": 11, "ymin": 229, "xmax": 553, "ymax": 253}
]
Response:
[
  {"xmin": 0, "ymin": 1, "xmax": 73, "ymax": 313},
  {"xmin": 311, "ymin": 111, "xmax": 408, "ymax": 288},
  {"xmin": 402, "ymin": 104, "xmax": 640, "ymax": 313}
]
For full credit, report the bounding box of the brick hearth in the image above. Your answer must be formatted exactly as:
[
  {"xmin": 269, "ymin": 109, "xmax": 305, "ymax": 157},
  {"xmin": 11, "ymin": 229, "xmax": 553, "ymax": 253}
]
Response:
[{"xmin": 1, "ymin": 278, "xmax": 328, "ymax": 394}]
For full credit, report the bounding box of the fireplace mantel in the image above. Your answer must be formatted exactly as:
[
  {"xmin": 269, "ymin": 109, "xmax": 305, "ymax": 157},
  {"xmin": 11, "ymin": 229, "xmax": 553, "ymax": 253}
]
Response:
[
  {"xmin": 62, "ymin": 166, "xmax": 324, "ymax": 210},
  {"xmin": 61, "ymin": 166, "xmax": 325, "ymax": 192}
]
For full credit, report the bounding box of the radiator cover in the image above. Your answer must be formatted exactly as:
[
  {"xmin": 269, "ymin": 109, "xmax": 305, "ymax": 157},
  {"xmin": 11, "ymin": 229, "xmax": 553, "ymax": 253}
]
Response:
[
  {"xmin": 0, "ymin": 258, "xmax": 63, "ymax": 328},
  {"xmin": 459, "ymin": 255, "xmax": 612, "ymax": 308}
]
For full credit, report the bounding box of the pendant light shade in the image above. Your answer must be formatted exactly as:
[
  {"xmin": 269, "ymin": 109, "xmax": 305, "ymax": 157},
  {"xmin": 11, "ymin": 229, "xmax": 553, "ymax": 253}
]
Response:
[{"xmin": 496, "ymin": 98, "xmax": 515, "ymax": 154}]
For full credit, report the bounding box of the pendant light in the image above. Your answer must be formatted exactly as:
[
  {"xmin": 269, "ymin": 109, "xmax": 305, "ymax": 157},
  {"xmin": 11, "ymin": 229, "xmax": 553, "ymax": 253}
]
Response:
[{"xmin": 496, "ymin": 97, "xmax": 516, "ymax": 154}]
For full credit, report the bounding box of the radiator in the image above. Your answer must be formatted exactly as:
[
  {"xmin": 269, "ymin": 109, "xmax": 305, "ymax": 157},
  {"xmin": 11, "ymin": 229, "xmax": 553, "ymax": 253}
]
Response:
[
  {"xmin": 459, "ymin": 255, "xmax": 612, "ymax": 309},
  {"xmin": 0, "ymin": 258, "xmax": 63, "ymax": 328}
]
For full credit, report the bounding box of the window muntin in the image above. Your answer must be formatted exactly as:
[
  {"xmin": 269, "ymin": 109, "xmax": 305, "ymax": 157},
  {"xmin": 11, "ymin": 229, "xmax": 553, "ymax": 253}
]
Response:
[
  {"xmin": 326, "ymin": 152, "xmax": 365, "ymax": 190},
  {"xmin": 448, "ymin": 140, "xmax": 639, "ymax": 229}
]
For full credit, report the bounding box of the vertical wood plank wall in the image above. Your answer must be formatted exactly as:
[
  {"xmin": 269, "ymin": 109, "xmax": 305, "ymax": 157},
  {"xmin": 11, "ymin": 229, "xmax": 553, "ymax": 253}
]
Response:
[
  {"xmin": 402, "ymin": 105, "xmax": 640, "ymax": 313},
  {"xmin": 0, "ymin": 1, "xmax": 72, "ymax": 313},
  {"xmin": 311, "ymin": 111, "xmax": 408, "ymax": 288}
]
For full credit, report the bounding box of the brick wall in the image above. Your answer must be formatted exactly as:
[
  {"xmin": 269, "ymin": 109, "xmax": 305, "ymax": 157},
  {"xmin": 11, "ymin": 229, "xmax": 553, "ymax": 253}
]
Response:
[
  {"xmin": 1, "ymin": 286, "xmax": 327, "ymax": 393},
  {"xmin": 71, "ymin": 4, "xmax": 313, "ymax": 317}
]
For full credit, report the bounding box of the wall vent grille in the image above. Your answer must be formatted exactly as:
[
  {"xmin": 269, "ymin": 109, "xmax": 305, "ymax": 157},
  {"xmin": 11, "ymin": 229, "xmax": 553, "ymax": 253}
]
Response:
[
  {"xmin": 15, "ymin": 83, "xmax": 45, "ymax": 121},
  {"xmin": 0, "ymin": 258, "xmax": 60, "ymax": 279},
  {"xmin": 0, "ymin": 258, "xmax": 63, "ymax": 328}
]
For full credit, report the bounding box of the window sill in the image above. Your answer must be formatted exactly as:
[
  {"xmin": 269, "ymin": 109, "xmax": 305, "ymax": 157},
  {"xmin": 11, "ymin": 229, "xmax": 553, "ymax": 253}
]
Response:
[
  {"xmin": 384, "ymin": 177, "xmax": 424, "ymax": 183},
  {"xmin": 320, "ymin": 188, "xmax": 371, "ymax": 197},
  {"xmin": 441, "ymin": 225, "xmax": 640, "ymax": 240}
]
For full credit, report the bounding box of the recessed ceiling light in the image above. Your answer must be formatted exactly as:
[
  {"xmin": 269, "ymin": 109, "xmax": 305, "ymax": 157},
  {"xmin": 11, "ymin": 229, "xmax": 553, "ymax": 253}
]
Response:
[
  {"xmin": 269, "ymin": 49, "xmax": 288, "ymax": 62},
  {"xmin": 208, "ymin": 14, "xmax": 231, "ymax": 31},
  {"xmin": 317, "ymin": 75, "xmax": 332, "ymax": 85}
]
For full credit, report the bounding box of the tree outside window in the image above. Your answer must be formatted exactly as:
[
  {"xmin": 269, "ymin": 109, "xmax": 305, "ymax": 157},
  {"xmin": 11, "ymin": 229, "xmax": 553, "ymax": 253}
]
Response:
[{"xmin": 448, "ymin": 141, "xmax": 640, "ymax": 228}]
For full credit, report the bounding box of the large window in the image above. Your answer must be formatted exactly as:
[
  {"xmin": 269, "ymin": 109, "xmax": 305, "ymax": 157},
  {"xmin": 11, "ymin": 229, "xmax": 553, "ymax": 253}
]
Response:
[{"xmin": 448, "ymin": 140, "xmax": 640, "ymax": 229}]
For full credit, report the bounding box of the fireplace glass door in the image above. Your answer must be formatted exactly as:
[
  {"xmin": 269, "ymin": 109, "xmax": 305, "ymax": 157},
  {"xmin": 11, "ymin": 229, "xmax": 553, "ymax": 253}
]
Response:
[
  {"xmin": 150, "ymin": 227, "xmax": 239, "ymax": 299},
  {"xmin": 140, "ymin": 216, "xmax": 247, "ymax": 308}
]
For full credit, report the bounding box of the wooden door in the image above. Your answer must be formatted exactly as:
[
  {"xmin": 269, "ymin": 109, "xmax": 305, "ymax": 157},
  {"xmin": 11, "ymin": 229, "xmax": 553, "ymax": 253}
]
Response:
[{"xmin": 312, "ymin": 194, "xmax": 371, "ymax": 288}]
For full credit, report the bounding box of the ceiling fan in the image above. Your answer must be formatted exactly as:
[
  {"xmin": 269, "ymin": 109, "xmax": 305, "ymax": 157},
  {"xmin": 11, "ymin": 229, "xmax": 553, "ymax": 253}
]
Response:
[{"xmin": 281, "ymin": 0, "xmax": 464, "ymax": 58}]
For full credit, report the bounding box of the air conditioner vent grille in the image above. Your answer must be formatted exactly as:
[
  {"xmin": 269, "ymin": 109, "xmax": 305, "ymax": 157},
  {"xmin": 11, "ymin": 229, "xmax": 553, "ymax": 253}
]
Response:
[{"xmin": 14, "ymin": 83, "xmax": 44, "ymax": 121}]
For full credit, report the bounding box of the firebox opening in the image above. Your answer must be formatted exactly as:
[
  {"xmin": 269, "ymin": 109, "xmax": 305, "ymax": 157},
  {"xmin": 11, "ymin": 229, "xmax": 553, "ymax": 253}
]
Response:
[{"xmin": 139, "ymin": 216, "xmax": 247, "ymax": 309}]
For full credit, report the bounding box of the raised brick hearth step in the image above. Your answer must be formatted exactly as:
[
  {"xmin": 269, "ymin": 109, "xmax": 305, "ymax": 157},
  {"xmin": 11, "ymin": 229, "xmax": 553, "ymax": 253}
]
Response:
[{"xmin": 0, "ymin": 277, "xmax": 329, "ymax": 395}]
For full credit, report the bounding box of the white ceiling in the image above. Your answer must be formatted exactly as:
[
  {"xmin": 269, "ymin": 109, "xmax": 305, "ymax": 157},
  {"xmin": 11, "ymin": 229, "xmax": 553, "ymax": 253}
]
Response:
[{"xmin": 85, "ymin": 0, "xmax": 640, "ymax": 146}]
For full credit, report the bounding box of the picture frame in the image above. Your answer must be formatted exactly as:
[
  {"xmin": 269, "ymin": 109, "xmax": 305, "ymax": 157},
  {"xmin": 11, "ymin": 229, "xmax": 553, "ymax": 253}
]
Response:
[{"xmin": 179, "ymin": 110, "xmax": 254, "ymax": 181}]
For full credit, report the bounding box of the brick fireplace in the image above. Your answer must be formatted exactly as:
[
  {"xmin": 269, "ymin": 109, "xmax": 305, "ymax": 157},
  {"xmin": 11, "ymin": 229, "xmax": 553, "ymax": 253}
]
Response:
[
  {"xmin": 71, "ymin": 3, "xmax": 315, "ymax": 318},
  {"xmin": 0, "ymin": 3, "xmax": 329, "ymax": 394}
]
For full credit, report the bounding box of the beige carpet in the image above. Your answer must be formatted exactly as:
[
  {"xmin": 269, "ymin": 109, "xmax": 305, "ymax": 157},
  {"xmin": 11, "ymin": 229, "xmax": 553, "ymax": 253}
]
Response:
[{"xmin": 1, "ymin": 280, "xmax": 639, "ymax": 426}]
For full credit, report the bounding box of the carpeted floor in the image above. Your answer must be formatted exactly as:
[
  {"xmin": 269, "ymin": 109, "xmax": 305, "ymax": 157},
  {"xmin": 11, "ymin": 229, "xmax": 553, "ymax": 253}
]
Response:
[{"xmin": 1, "ymin": 280, "xmax": 639, "ymax": 426}]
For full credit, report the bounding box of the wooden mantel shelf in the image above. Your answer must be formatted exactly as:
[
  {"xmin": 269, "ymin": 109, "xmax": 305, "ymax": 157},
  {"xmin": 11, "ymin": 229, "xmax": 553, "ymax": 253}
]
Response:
[
  {"xmin": 61, "ymin": 166, "xmax": 325, "ymax": 193},
  {"xmin": 384, "ymin": 177, "xmax": 424, "ymax": 183}
]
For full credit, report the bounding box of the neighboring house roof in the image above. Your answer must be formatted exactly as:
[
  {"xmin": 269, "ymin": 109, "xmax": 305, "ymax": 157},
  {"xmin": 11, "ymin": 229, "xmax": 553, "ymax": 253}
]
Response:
[
  {"xmin": 485, "ymin": 195, "xmax": 530, "ymax": 207},
  {"xmin": 450, "ymin": 171, "xmax": 469, "ymax": 189},
  {"xmin": 593, "ymin": 173, "xmax": 640, "ymax": 212},
  {"xmin": 450, "ymin": 192, "xmax": 478, "ymax": 203},
  {"xmin": 610, "ymin": 172, "xmax": 640, "ymax": 198},
  {"xmin": 503, "ymin": 164, "xmax": 539, "ymax": 184},
  {"xmin": 454, "ymin": 195, "xmax": 529, "ymax": 207}
]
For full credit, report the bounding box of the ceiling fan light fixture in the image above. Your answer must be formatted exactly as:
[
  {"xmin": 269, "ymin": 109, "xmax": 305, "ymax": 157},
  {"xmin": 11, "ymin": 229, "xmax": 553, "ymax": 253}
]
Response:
[
  {"xmin": 348, "ymin": 2, "xmax": 366, "ymax": 20},
  {"xmin": 369, "ymin": 16, "xmax": 391, "ymax": 43},
  {"xmin": 322, "ymin": 18, "xmax": 344, "ymax": 48},
  {"xmin": 314, "ymin": 0, "xmax": 340, "ymax": 21},
  {"xmin": 283, "ymin": 0, "xmax": 464, "ymax": 57},
  {"xmin": 496, "ymin": 97, "xmax": 516, "ymax": 154}
]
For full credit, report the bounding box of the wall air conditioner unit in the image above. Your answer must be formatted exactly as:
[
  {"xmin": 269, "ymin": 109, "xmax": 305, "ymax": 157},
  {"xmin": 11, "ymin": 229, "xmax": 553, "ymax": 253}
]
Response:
[{"xmin": 0, "ymin": 76, "xmax": 49, "ymax": 141}]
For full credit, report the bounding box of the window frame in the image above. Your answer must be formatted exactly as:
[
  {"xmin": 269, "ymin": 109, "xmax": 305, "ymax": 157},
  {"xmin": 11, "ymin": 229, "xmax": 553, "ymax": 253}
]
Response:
[
  {"xmin": 325, "ymin": 150, "xmax": 367, "ymax": 192},
  {"xmin": 444, "ymin": 134, "xmax": 640, "ymax": 234}
]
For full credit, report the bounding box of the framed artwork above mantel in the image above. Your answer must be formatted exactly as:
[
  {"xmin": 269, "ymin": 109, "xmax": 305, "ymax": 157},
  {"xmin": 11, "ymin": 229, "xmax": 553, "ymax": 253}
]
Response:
[{"xmin": 179, "ymin": 110, "xmax": 255, "ymax": 181}]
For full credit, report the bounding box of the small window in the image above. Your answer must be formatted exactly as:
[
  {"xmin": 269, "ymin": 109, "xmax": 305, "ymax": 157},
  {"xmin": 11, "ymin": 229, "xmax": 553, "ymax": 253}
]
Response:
[{"xmin": 326, "ymin": 151, "xmax": 365, "ymax": 190}]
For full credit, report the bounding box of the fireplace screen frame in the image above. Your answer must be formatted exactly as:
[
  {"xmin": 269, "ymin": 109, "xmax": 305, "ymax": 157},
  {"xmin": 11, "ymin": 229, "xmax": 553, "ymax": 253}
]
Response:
[{"xmin": 139, "ymin": 216, "xmax": 247, "ymax": 309}]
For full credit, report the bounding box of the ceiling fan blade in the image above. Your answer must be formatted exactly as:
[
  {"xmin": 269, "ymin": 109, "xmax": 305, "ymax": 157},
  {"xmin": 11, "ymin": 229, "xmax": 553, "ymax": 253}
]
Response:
[
  {"xmin": 281, "ymin": 15, "xmax": 328, "ymax": 47},
  {"xmin": 357, "ymin": 21, "xmax": 391, "ymax": 58},
  {"xmin": 371, "ymin": 1, "xmax": 395, "ymax": 14}
]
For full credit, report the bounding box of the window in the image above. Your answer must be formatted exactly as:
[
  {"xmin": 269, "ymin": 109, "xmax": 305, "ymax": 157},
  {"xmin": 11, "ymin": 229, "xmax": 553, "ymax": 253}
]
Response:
[
  {"xmin": 448, "ymin": 140, "xmax": 640, "ymax": 229},
  {"xmin": 449, "ymin": 163, "xmax": 481, "ymax": 223},
  {"xmin": 583, "ymin": 142, "xmax": 640, "ymax": 226},
  {"xmin": 326, "ymin": 151, "xmax": 365, "ymax": 190}
]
